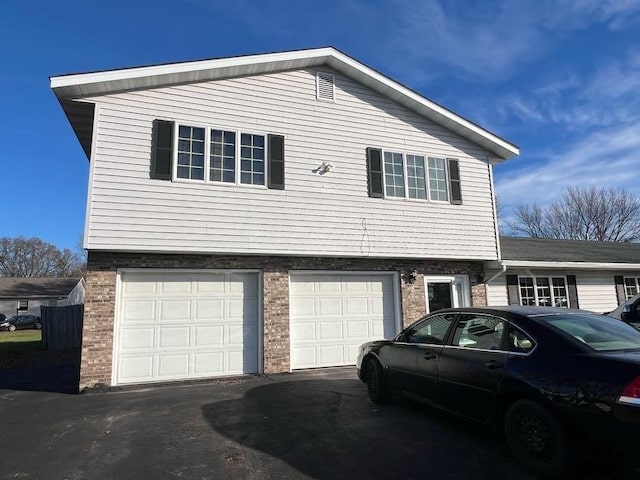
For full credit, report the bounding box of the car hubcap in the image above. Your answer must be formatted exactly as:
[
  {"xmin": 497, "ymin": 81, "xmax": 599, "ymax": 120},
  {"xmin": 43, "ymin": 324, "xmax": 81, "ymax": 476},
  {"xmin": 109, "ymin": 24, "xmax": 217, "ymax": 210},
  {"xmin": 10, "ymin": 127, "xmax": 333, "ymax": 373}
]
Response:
[{"xmin": 518, "ymin": 414, "xmax": 555, "ymax": 461}]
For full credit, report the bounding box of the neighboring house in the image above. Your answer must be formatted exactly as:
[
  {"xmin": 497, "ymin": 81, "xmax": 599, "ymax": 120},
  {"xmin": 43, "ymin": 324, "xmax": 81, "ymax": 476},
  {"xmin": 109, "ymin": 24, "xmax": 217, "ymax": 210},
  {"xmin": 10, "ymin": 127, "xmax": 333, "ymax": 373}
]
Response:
[
  {"xmin": 51, "ymin": 47, "xmax": 519, "ymax": 389},
  {"xmin": 0, "ymin": 278, "xmax": 85, "ymax": 317},
  {"xmin": 485, "ymin": 237, "xmax": 640, "ymax": 313}
]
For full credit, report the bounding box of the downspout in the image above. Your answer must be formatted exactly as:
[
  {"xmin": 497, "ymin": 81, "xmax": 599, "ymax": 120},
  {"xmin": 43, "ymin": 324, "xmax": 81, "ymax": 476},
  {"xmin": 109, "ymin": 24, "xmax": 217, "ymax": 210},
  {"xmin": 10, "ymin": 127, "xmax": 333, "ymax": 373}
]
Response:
[{"xmin": 484, "ymin": 261, "xmax": 507, "ymax": 284}]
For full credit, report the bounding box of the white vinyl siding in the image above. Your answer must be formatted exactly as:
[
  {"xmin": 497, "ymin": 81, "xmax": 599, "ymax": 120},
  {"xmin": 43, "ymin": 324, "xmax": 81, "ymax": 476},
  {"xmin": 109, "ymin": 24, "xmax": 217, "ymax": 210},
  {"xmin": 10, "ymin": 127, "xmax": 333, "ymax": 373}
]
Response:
[{"xmin": 86, "ymin": 68, "xmax": 498, "ymax": 259}]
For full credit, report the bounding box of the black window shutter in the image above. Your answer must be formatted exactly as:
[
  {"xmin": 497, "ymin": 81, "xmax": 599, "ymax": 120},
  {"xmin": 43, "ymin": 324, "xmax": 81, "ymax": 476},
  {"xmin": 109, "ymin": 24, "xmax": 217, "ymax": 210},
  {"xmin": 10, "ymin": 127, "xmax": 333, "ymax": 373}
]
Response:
[
  {"xmin": 151, "ymin": 119, "xmax": 173, "ymax": 180},
  {"xmin": 506, "ymin": 275, "xmax": 520, "ymax": 305},
  {"xmin": 566, "ymin": 275, "xmax": 579, "ymax": 309},
  {"xmin": 366, "ymin": 148, "xmax": 384, "ymax": 198},
  {"xmin": 447, "ymin": 158, "xmax": 462, "ymax": 204},
  {"xmin": 614, "ymin": 275, "xmax": 626, "ymax": 305},
  {"xmin": 268, "ymin": 134, "xmax": 285, "ymax": 190}
]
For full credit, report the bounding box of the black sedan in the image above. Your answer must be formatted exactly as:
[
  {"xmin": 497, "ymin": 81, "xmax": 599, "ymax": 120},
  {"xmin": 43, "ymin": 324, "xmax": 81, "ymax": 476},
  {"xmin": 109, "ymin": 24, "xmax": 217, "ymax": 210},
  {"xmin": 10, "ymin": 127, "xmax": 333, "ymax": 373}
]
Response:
[
  {"xmin": 357, "ymin": 307, "xmax": 640, "ymax": 479},
  {"xmin": 0, "ymin": 315, "xmax": 42, "ymax": 332}
]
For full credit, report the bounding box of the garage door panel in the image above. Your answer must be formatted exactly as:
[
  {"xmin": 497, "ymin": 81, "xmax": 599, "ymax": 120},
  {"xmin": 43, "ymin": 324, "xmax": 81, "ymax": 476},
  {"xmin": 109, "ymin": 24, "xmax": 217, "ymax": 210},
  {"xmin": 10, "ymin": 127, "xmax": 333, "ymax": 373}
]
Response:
[
  {"xmin": 194, "ymin": 325, "xmax": 225, "ymax": 347},
  {"xmin": 120, "ymin": 328, "xmax": 155, "ymax": 350},
  {"xmin": 158, "ymin": 354, "xmax": 189, "ymax": 377},
  {"xmin": 116, "ymin": 271, "xmax": 260, "ymax": 385},
  {"xmin": 159, "ymin": 277, "xmax": 193, "ymax": 294},
  {"xmin": 318, "ymin": 298, "xmax": 342, "ymax": 315},
  {"xmin": 290, "ymin": 273, "xmax": 397, "ymax": 369},
  {"xmin": 291, "ymin": 297, "xmax": 315, "ymax": 316},
  {"xmin": 194, "ymin": 299, "xmax": 225, "ymax": 320},
  {"xmin": 346, "ymin": 320, "xmax": 369, "ymax": 339},
  {"xmin": 158, "ymin": 326, "xmax": 190, "ymax": 348},
  {"xmin": 119, "ymin": 356, "xmax": 153, "ymax": 381},
  {"xmin": 159, "ymin": 300, "xmax": 191, "ymax": 322},
  {"xmin": 291, "ymin": 323, "xmax": 316, "ymax": 341},
  {"xmin": 319, "ymin": 321, "xmax": 343, "ymax": 340},
  {"xmin": 345, "ymin": 297, "xmax": 369, "ymax": 315},
  {"xmin": 122, "ymin": 300, "xmax": 155, "ymax": 323}
]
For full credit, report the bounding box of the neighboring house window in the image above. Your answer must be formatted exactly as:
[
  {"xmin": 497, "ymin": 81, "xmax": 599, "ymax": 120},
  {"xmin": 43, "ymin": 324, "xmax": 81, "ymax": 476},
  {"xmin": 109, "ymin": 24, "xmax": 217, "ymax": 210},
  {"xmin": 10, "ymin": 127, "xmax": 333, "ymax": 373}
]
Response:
[
  {"xmin": 519, "ymin": 276, "xmax": 568, "ymax": 307},
  {"xmin": 366, "ymin": 148, "xmax": 460, "ymax": 203},
  {"xmin": 154, "ymin": 120, "xmax": 284, "ymax": 189},
  {"xmin": 624, "ymin": 277, "xmax": 640, "ymax": 299},
  {"xmin": 17, "ymin": 300, "xmax": 28, "ymax": 311}
]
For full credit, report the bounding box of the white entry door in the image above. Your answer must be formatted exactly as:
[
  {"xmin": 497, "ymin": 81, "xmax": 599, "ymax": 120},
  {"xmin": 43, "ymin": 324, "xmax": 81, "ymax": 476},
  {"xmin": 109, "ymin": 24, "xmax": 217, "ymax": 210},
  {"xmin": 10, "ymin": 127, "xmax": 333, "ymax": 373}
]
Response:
[
  {"xmin": 424, "ymin": 275, "xmax": 470, "ymax": 313},
  {"xmin": 114, "ymin": 270, "xmax": 260, "ymax": 385},
  {"xmin": 289, "ymin": 273, "xmax": 398, "ymax": 369}
]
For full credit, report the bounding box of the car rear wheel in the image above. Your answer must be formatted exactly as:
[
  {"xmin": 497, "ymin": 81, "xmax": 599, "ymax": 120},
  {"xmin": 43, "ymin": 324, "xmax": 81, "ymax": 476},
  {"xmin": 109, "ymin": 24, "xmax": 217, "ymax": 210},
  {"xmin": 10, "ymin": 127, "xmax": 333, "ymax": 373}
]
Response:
[
  {"xmin": 8, "ymin": 324, "xmax": 16, "ymax": 332},
  {"xmin": 364, "ymin": 358, "xmax": 389, "ymax": 404},
  {"xmin": 504, "ymin": 400, "xmax": 572, "ymax": 479}
]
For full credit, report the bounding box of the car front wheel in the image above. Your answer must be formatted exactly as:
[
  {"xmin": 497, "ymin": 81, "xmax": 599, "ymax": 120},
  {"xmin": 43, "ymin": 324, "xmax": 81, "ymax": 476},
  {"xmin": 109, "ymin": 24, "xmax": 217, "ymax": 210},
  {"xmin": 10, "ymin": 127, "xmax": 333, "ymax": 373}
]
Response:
[
  {"xmin": 8, "ymin": 324, "xmax": 16, "ymax": 332},
  {"xmin": 504, "ymin": 399, "xmax": 572, "ymax": 479},
  {"xmin": 364, "ymin": 358, "xmax": 389, "ymax": 404}
]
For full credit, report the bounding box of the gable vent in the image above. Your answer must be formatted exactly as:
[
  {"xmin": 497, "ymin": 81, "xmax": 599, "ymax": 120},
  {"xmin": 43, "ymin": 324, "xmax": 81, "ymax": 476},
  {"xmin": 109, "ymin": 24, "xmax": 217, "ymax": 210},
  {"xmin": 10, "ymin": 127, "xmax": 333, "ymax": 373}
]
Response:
[{"xmin": 316, "ymin": 71, "xmax": 335, "ymax": 101}]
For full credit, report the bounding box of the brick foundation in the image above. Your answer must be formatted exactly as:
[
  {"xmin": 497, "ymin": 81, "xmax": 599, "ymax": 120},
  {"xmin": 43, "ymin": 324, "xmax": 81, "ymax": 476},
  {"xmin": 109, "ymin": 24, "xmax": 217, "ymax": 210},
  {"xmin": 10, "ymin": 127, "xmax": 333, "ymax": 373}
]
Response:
[{"xmin": 80, "ymin": 252, "xmax": 484, "ymax": 389}]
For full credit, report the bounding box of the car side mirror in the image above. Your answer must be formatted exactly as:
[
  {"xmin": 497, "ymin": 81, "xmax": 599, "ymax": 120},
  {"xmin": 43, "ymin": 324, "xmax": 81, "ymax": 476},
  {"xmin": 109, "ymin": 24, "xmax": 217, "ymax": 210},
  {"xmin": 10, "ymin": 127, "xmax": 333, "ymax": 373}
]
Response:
[{"xmin": 621, "ymin": 304, "xmax": 634, "ymax": 322}]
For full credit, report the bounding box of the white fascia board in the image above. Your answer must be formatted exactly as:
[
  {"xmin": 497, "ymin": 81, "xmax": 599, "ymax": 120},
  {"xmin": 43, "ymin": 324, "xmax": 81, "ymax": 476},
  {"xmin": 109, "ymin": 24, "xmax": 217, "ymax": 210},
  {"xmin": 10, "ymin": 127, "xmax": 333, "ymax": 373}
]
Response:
[
  {"xmin": 50, "ymin": 47, "xmax": 519, "ymax": 160},
  {"xmin": 486, "ymin": 260, "xmax": 640, "ymax": 270}
]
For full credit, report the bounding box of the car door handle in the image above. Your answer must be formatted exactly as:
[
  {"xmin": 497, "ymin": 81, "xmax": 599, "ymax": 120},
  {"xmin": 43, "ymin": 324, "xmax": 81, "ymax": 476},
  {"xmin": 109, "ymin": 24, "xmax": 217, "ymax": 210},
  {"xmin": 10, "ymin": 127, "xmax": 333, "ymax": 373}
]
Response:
[
  {"xmin": 484, "ymin": 360, "xmax": 504, "ymax": 369},
  {"xmin": 423, "ymin": 352, "xmax": 437, "ymax": 360}
]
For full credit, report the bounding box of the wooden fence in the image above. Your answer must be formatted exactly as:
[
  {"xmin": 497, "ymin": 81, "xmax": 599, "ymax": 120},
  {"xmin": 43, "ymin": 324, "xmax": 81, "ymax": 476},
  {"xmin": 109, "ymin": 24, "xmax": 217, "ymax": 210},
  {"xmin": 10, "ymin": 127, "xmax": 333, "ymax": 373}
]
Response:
[{"xmin": 41, "ymin": 304, "xmax": 84, "ymax": 351}]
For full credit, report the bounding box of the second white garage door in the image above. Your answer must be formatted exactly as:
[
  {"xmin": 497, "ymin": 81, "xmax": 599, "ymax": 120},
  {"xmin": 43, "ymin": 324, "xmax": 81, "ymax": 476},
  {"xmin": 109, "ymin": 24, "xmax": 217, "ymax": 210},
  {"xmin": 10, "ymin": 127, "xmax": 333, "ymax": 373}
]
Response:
[
  {"xmin": 114, "ymin": 270, "xmax": 260, "ymax": 385},
  {"xmin": 290, "ymin": 273, "xmax": 398, "ymax": 369}
]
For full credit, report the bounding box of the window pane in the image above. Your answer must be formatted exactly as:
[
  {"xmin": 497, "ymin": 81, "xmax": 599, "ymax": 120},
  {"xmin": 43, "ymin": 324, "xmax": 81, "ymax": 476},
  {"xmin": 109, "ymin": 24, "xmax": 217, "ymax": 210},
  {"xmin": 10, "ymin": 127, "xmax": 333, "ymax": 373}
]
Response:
[
  {"xmin": 552, "ymin": 278, "xmax": 568, "ymax": 308},
  {"xmin": 508, "ymin": 326, "xmax": 535, "ymax": 353},
  {"xmin": 384, "ymin": 151, "xmax": 405, "ymax": 197},
  {"xmin": 536, "ymin": 277, "xmax": 552, "ymax": 306},
  {"xmin": 624, "ymin": 278, "xmax": 639, "ymax": 300},
  {"xmin": 428, "ymin": 157, "xmax": 448, "ymax": 201},
  {"xmin": 406, "ymin": 154, "xmax": 426, "ymax": 199},
  {"xmin": 240, "ymin": 133, "xmax": 265, "ymax": 185},
  {"xmin": 177, "ymin": 125, "xmax": 206, "ymax": 181},
  {"xmin": 406, "ymin": 314, "xmax": 456, "ymax": 344},
  {"xmin": 210, "ymin": 129, "xmax": 236, "ymax": 183},
  {"xmin": 546, "ymin": 313, "xmax": 640, "ymax": 352},
  {"xmin": 452, "ymin": 315, "xmax": 506, "ymax": 350},
  {"xmin": 519, "ymin": 277, "xmax": 535, "ymax": 306}
]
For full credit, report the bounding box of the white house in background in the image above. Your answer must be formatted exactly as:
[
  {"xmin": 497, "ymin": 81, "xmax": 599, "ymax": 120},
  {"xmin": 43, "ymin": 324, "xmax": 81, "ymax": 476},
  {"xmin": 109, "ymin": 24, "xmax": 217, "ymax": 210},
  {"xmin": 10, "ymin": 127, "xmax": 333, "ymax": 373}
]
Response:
[
  {"xmin": 50, "ymin": 46, "xmax": 519, "ymax": 390},
  {"xmin": 0, "ymin": 277, "xmax": 85, "ymax": 317},
  {"xmin": 485, "ymin": 237, "xmax": 640, "ymax": 313}
]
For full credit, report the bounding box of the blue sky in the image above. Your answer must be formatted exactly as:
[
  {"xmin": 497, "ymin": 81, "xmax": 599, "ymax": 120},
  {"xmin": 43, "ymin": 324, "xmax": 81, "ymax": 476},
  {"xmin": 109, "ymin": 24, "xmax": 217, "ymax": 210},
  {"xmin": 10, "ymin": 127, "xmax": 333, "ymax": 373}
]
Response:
[{"xmin": 2, "ymin": 0, "xmax": 639, "ymax": 251}]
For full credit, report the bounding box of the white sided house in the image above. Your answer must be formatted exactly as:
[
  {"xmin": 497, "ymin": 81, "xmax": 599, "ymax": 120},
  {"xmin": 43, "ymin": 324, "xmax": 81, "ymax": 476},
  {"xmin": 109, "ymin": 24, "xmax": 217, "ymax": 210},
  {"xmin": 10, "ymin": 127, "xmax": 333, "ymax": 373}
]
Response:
[
  {"xmin": 51, "ymin": 47, "xmax": 519, "ymax": 390},
  {"xmin": 485, "ymin": 237, "xmax": 640, "ymax": 313}
]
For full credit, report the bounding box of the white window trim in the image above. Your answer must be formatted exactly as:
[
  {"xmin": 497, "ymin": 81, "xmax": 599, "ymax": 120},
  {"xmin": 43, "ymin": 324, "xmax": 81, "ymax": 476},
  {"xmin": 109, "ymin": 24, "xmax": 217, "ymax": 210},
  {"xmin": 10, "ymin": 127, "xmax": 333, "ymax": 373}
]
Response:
[
  {"xmin": 624, "ymin": 276, "xmax": 640, "ymax": 300},
  {"xmin": 518, "ymin": 275, "xmax": 569, "ymax": 308},
  {"xmin": 377, "ymin": 147, "xmax": 452, "ymax": 203},
  {"xmin": 171, "ymin": 121, "xmax": 271, "ymax": 189},
  {"xmin": 424, "ymin": 275, "xmax": 470, "ymax": 314}
]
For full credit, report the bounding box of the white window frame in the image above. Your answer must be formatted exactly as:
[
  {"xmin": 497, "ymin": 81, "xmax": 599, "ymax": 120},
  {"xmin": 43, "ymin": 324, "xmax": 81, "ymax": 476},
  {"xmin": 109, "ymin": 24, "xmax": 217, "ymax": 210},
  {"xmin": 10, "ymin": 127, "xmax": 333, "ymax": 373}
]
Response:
[
  {"xmin": 424, "ymin": 275, "xmax": 470, "ymax": 314},
  {"xmin": 624, "ymin": 277, "xmax": 640, "ymax": 300},
  {"xmin": 172, "ymin": 121, "xmax": 270, "ymax": 189},
  {"xmin": 378, "ymin": 147, "xmax": 451, "ymax": 203},
  {"xmin": 518, "ymin": 275, "xmax": 569, "ymax": 308},
  {"xmin": 17, "ymin": 300, "xmax": 28, "ymax": 310}
]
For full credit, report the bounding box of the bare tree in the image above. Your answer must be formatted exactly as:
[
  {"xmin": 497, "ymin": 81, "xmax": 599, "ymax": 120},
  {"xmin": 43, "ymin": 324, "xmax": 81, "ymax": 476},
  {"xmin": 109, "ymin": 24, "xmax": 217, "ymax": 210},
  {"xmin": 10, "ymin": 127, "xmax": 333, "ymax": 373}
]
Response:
[
  {"xmin": 0, "ymin": 236, "xmax": 85, "ymax": 277},
  {"xmin": 507, "ymin": 186, "xmax": 640, "ymax": 242}
]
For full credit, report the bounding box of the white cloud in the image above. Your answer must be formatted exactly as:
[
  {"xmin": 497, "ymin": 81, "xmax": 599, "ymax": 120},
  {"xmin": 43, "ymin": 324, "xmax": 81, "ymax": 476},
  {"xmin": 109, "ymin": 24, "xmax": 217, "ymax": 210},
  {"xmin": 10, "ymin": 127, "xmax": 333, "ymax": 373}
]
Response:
[{"xmin": 495, "ymin": 122, "xmax": 640, "ymax": 212}]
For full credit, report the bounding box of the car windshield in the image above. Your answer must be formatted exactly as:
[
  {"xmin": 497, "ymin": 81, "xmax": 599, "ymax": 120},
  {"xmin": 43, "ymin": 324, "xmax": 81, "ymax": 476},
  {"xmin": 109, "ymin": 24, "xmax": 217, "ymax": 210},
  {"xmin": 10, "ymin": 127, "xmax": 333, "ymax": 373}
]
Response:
[{"xmin": 541, "ymin": 313, "xmax": 640, "ymax": 352}]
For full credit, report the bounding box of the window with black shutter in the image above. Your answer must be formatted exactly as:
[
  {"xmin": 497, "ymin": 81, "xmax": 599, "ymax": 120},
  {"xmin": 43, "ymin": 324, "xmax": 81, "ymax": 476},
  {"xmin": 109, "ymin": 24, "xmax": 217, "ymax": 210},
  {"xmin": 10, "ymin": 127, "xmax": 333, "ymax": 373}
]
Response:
[
  {"xmin": 366, "ymin": 147, "xmax": 384, "ymax": 198},
  {"xmin": 448, "ymin": 158, "xmax": 462, "ymax": 204},
  {"xmin": 268, "ymin": 134, "xmax": 285, "ymax": 190}
]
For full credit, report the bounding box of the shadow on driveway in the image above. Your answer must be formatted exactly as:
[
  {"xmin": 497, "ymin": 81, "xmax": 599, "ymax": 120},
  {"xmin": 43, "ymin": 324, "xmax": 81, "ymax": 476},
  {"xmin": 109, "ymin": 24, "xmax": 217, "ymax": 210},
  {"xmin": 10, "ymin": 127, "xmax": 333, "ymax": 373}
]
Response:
[
  {"xmin": 201, "ymin": 375, "xmax": 635, "ymax": 480},
  {"xmin": 0, "ymin": 349, "xmax": 80, "ymax": 394}
]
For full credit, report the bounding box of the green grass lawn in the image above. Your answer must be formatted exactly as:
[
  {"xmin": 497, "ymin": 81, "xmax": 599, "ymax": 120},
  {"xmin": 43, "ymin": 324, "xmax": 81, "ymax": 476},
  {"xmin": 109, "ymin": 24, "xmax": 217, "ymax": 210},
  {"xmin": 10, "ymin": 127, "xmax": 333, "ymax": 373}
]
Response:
[{"xmin": 0, "ymin": 329, "xmax": 42, "ymax": 346}]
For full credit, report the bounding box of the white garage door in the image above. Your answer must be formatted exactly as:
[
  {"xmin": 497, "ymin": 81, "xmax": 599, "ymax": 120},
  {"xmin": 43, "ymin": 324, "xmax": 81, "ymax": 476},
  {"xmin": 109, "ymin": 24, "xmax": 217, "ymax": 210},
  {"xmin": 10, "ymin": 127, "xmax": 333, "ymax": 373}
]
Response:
[
  {"xmin": 290, "ymin": 273, "xmax": 398, "ymax": 369},
  {"xmin": 114, "ymin": 271, "xmax": 259, "ymax": 385}
]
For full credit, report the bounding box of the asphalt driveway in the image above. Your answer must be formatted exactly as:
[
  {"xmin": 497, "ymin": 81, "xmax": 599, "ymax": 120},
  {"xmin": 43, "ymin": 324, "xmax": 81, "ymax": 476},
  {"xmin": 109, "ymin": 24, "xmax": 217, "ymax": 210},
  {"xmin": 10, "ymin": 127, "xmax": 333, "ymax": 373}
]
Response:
[{"xmin": 0, "ymin": 368, "xmax": 634, "ymax": 480}]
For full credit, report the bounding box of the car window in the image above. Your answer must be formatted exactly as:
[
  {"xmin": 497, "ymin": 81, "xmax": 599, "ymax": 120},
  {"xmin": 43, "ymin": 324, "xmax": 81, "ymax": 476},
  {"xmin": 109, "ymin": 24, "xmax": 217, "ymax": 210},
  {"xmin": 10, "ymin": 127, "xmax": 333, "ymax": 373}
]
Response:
[
  {"xmin": 405, "ymin": 314, "xmax": 457, "ymax": 345},
  {"xmin": 452, "ymin": 314, "xmax": 507, "ymax": 351},
  {"xmin": 508, "ymin": 326, "xmax": 535, "ymax": 354},
  {"xmin": 543, "ymin": 313, "xmax": 640, "ymax": 352}
]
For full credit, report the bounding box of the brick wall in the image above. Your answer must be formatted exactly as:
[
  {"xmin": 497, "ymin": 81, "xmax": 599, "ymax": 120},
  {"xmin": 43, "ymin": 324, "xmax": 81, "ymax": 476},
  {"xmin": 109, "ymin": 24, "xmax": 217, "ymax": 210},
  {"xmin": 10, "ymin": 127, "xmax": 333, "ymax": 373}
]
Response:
[{"xmin": 80, "ymin": 251, "xmax": 484, "ymax": 389}]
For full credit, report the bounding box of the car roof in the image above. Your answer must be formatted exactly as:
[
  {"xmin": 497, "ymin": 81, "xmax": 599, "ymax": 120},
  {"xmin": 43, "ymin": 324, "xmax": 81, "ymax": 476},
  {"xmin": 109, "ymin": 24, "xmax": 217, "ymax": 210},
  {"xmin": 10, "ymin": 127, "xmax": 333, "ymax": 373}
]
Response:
[{"xmin": 433, "ymin": 306, "xmax": 598, "ymax": 320}]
